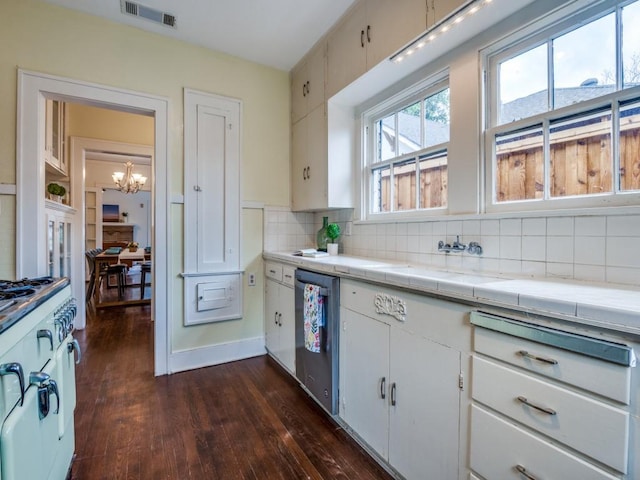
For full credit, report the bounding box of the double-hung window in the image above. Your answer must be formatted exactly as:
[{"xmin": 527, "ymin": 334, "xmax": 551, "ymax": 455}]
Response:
[
  {"xmin": 485, "ymin": 0, "xmax": 640, "ymax": 210},
  {"xmin": 363, "ymin": 77, "xmax": 450, "ymax": 217}
]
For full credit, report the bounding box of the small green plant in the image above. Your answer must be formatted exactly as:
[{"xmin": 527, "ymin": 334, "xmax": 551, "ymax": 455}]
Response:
[
  {"xmin": 47, "ymin": 183, "xmax": 66, "ymax": 197},
  {"xmin": 326, "ymin": 223, "xmax": 341, "ymax": 242}
]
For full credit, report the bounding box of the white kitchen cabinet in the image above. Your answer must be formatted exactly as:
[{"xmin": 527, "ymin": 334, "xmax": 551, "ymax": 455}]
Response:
[
  {"xmin": 45, "ymin": 203, "xmax": 74, "ymax": 279},
  {"xmin": 388, "ymin": 326, "xmax": 461, "ymax": 479},
  {"xmin": 44, "ymin": 99, "xmax": 67, "ymax": 176},
  {"xmin": 292, "ymin": 105, "xmax": 329, "ymax": 211},
  {"xmin": 264, "ymin": 264, "xmax": 296, "ymax": 374},
  {"xmin": 470, "ymin": 312, "xmax": 636, "ymax": 478},
  {"xmin": 426, "ymin": 0, "xmax": 466, "ymax": 28},
  {"xmin": 291, "ymin": 42, "xmax": 325, "ymax": 124},
  {"xmin": 339, "ymin": 279, "xmax": 469, "ymax": 479},
  {"xmin": 326, "ymin": 0, "xmax": 427, "ymax": 97},
  {"xmin": 340, "ymin": 308, "xmax": 390, "ymax": 457}
]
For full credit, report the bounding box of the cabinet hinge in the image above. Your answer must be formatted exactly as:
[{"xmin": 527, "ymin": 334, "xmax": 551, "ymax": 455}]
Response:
[{"xmin": 458, "ymin": 373, "xmax": 464, "ymax": 390}]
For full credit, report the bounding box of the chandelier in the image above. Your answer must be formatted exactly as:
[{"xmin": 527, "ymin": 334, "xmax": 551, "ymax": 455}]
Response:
[{"xmin": 112, "ymin": 161, "xmax": 147, "ymax": 194}]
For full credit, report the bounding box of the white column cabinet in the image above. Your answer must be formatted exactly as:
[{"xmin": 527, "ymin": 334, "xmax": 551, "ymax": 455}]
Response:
[
  {"xmin": 182, "ymin": 89, "xmax": 242, "ymax": 325},
  {"xmin": 326, "ymin": 0, "xmax": 427, "ymax": 97},
  {"xmin": 264, "ymin": 263, "xmax": 296, "ymax": 374}
]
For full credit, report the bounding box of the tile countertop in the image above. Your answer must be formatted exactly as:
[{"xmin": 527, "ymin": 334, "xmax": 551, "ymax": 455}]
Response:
[{"xmin": 263, "ymin": 251, "xmax": 640, "ymax": 337}]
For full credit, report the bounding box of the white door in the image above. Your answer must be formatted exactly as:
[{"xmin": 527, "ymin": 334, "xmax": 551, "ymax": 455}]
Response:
[
  {"xmin": 340, "ymin": 308, "xmax": 390, "ymax": 459},
  {"xmin": 389, "ymin": 327, "xmax": 461, "ymax": 480},
  {"xmin": 265, "ymin": 279, "xmax": 280, "ymax": 356},
  {"xmin": 277, "ymin": 284, "xmax": 296, "ymax": 374}
]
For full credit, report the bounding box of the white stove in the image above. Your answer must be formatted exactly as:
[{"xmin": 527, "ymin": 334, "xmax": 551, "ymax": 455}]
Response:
[{"xmin": 0, "ymin": 277, "xmax": 79, "ymax": 480}]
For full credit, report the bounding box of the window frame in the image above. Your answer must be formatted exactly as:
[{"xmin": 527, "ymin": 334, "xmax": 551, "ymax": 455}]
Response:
[
  {"xmin": 362, "ymin": 74, "xmax": 450, "ymax": 220},
  {"xmin": 483, "ymin": 0, "xmax": 640, "ymax": 213}
]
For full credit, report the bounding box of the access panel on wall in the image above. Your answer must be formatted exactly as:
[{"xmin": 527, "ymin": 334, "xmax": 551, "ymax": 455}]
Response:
[{"xmin": 182, "ymin": 89, "xmax": 242, "ymax": 325}]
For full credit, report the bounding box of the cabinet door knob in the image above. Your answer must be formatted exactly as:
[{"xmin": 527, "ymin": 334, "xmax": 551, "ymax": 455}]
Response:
[
  {"xmin": 390, "ymin": 382, "xmax": 397, "ymax": 406},
  {"xmin": 306, "ymin": 166, "xmax": 310, "ymax": 179},
  {"xmin": 361, "ymin": 29, "xmax": 365, "ymax": 48},
  {"xmin": 302, "ymin": 82, "xmax": 307, "ymax": 97},
  {"xmin": 380, "ymin": 376, "xmax": 386, "ymax": 399},
  {"xmin": 306, "ymin": 81, "xmax": 310, "ymax": 95},
  {"xmin": 367, "ymin": 25, "xmax": 371, "ymax": 43}
]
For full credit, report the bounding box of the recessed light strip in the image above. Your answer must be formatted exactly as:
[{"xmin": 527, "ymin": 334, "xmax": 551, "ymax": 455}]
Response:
[{"xmin": 390, "ymin": 0, "xmax": 493, "ymax": 64}]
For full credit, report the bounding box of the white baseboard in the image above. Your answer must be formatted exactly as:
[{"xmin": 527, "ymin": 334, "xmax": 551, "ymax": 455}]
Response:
[{"xmin": 169, "ymin": 336, "xmax": 266, "ymax": 373}]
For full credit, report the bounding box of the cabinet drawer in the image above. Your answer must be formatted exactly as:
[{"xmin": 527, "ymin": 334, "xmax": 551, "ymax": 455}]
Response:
[
  {"xmin": 282, "ymin": 266, "xmax": 295, "ymax": 287},
  {"xmin": 472, "ymin": 356, "xmax": 629, "ymax": 473},
  {"xmin": 340, "ymin": 279, "xmax": 470, "ymax": 352},
  {"xmin": 471, "ymin": 405, "xmax": 618, "ymax": 480},
  {"xmin": 474, "ymin": 326, "xmax": 631, "ymax": 404},
  {"xmin": 264, "ymin": 262, "xmax": 283, "ymax": 282}
]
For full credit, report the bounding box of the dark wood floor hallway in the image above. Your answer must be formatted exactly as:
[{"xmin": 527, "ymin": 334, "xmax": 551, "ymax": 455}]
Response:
[{"xmin": 71, "ymin": 301, "xmax": 392, "ymax": 479}]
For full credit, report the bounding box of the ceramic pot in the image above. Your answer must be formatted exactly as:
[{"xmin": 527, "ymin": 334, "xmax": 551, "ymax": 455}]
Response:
[{"xmin": 327, "ymin": 243, "xmax": 339, "ymax": 255}]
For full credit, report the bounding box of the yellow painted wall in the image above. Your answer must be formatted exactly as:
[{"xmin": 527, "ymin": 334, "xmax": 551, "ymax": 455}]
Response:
[
  {"xmin": 0, "ymin": 0, "xmax": 290, "ymax": 354},
  {"xmin": 66, "ymin": 103, "xmax": 154, "ymax": 146}
]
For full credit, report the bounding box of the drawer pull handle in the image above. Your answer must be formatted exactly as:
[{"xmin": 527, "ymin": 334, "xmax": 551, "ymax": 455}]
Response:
[
  {"xmin": 517, "ymin": 395, "xmax": 556, "ymax": 416},
  {"xmin": 515, "ymin": 464, "xmax": 538, "ymax": 480},
  {"xmin": 518, "ymin": 350, "xmax": 558, "ymax": 365}
]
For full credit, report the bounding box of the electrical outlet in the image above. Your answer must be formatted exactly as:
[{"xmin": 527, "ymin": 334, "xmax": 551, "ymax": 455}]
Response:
[
  {"xmin": 248, "ymin": 272, "xmax": 256, "ymax": 286},
  {"xmin": 345, "ymin": 221, "xmax": 353, "ymax": 236}
]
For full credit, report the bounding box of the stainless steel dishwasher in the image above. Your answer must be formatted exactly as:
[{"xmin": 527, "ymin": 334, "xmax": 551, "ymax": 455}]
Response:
[{"xmin": 294, "ymin": 269, "xmax": 339, "ymax": 414}]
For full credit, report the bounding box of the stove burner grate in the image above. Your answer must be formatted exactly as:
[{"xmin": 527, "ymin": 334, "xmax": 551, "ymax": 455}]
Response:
[
  {"xmin": 0, "ymin": 277, "xmax": 55, "ymax": 290},
  {"xmin": 0, "ymin": 286, "xmax": 37, "ymax": 300}
]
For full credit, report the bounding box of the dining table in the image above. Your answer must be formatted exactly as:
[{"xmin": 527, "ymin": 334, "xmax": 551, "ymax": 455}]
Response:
[{"xmin": 93, "ymin": 249, "xmax": 151, "ymax": 308}]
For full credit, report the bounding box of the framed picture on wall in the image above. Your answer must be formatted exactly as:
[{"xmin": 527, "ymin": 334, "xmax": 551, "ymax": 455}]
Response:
[{"xmin": 102, "ymin": 204, "xmax": 120, "ymax": 222}]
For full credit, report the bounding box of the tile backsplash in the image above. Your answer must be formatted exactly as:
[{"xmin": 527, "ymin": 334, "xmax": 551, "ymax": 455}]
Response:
[{"xmin": 263, "ymin": 206, "xmax": 640, "ymax": 287}]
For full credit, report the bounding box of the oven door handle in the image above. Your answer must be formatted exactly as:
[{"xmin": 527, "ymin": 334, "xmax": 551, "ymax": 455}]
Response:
[
  {"xmin": 295, "ymin": 280, "xmax": 329, "ymax": 297},
  {"xmin": 68, "ymin": 339, "xmax": 82, "ymax": 365},
  {"xmin": 37, "ymin": 329, "xmax": 54, "ymax": 351},
  {"xmin": 0, "ymin": 362, "xmax": 25, "ymax": 406}
]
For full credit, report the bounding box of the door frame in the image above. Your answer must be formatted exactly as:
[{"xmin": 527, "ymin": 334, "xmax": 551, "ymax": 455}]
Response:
[{"xmin": 17, "ymin": 69, "xmax": 170, "ymax": 376}]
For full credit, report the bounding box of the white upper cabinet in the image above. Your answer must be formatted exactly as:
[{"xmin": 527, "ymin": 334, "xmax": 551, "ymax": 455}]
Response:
[
  {"xmin": 426, "ymin": 0, "xmax": 466, "ymax": 28},
  {"xmin": 326, "ymin": 0, "xmax": 427, "ymax": 97},
  {"xmin": 291, "ymin": 42, "xmax": 326, "ymax": 124},
  {"xmin": 45, "ymin": 98, "xmax": 68, "ymax": 176},
  {"xmin": 292, "ymin": 105, "xmax": 329, "ymax": 211}
]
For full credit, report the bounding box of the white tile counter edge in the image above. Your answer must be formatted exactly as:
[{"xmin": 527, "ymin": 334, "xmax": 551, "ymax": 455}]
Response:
[{"xmin": 264, "ymin": 251, "xmax": 640, "ymax": 336}]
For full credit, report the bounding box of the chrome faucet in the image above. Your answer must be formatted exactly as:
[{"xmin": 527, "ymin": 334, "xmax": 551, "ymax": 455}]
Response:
[{"xmin": 438, "ymin": 236, "xmax": 483, "ymax": 255}]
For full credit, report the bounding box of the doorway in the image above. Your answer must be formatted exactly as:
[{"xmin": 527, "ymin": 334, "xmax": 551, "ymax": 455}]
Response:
[{"xmin": 17, "ymin": 70, "xmax": 169, "ymax": 375}]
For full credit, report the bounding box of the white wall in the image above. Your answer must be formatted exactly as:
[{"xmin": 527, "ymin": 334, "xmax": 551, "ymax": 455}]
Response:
[{"xmin": 101, "ymin": 189, "xmax": 151, "ymax": 247}]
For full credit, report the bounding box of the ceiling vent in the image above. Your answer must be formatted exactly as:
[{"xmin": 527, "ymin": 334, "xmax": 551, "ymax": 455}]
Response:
[{"xmin": 120, "ymin": 0, "xmax": 177, "ymax": 28}]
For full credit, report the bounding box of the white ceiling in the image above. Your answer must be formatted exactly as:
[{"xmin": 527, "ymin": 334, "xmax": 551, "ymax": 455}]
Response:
[{"xmin": 42, "ymin": 0, "xmax": 356, "ymax": 71}]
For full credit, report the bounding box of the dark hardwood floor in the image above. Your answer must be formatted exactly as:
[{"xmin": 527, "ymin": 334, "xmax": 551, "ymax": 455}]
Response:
[{"xmin": 72, "ymin": 290, "xmax": 393, "ymax": 479}]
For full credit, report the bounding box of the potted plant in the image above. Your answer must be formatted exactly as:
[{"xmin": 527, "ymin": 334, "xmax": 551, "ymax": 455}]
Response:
[
  {"xmin": 121, "ymin": 211, "xmax": 128, "ymax": 223},
  {"xmin": 127, "ymin": 241, "xmax": 139, "ymax": 252},
  {"xmin": 326, "ymin": 223, "xmax": 341, "ymax": 255},
  {"xmin": 46, "ymin": 183, "xmax": 66, "ymax": 202}
]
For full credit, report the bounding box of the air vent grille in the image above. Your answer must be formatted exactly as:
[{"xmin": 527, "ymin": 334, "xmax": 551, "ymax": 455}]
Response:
[{"xmin": 120, "ymin": 0, "xmax": 177, "ymax": 29}]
